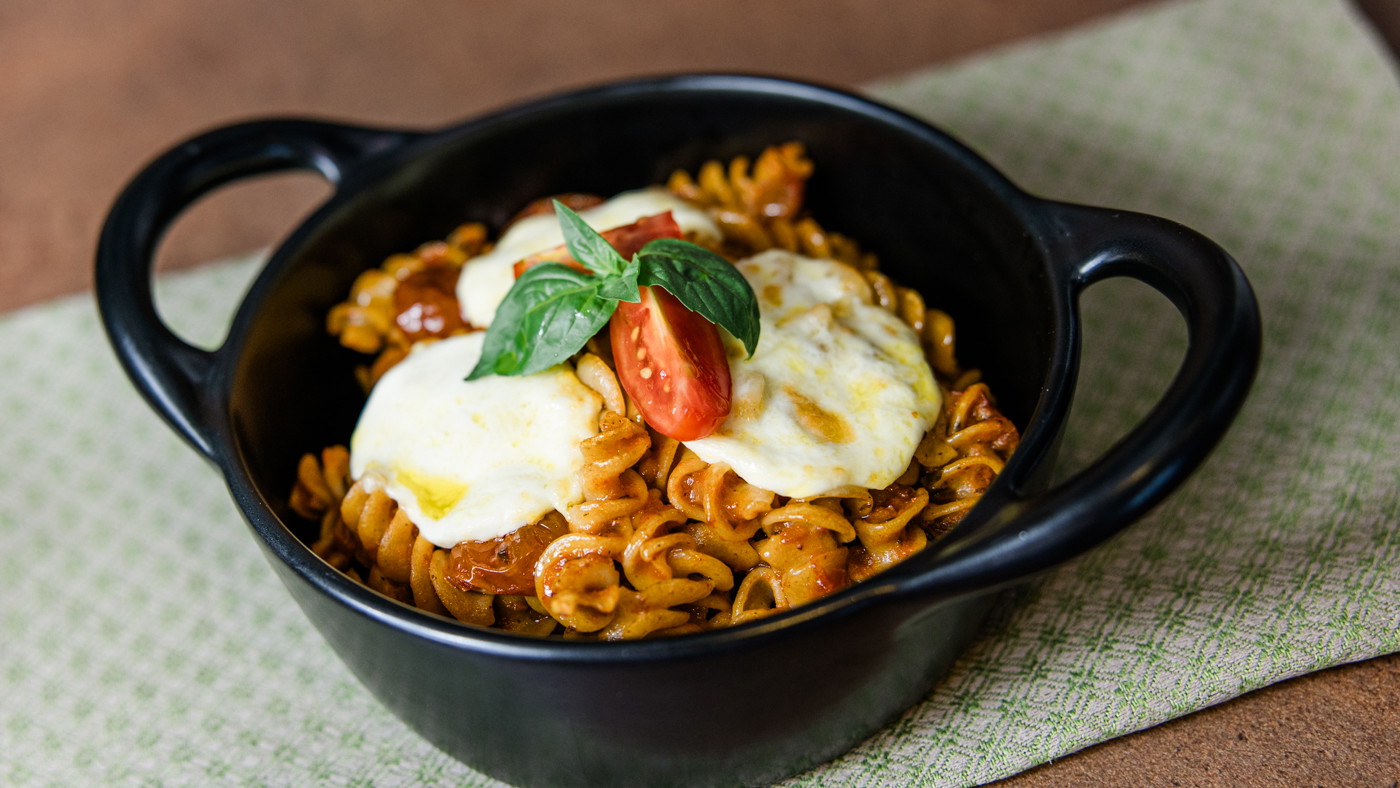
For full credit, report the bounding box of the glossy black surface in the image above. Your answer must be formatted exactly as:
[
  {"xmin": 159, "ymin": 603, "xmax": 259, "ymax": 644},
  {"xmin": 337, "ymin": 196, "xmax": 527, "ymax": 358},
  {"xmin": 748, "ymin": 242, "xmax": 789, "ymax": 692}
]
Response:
[{"xmin": 95, "ymin": 74, "xmax": 1261, "ymax": 787}]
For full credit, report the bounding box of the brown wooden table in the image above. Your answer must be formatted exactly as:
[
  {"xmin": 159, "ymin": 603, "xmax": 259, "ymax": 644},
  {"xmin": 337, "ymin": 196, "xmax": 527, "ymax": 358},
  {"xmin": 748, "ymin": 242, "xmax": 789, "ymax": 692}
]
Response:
[{"xmin": 3, "ymin": 2, "xmax": 1396, "ymax": 785}]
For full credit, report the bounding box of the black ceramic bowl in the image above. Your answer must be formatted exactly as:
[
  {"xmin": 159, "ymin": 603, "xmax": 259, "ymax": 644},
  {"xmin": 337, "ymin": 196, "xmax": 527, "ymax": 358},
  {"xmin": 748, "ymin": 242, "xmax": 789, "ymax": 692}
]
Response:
[{"xmin": 96, "ymin": 74, "xmax": 1259, "ymax": 787}]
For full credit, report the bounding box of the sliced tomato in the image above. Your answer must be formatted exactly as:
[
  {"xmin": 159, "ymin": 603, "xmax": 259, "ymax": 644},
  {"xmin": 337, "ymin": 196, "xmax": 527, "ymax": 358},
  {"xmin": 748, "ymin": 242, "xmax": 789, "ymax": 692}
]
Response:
[
  {"xmin": 445, "ymin": 516, "xmax": 569, "ymax": 596},
  {"xmin": 393, "ymin": 265, "xmax": 466, "ymax": 340},
  {"xmin": 610, "ymin": 286, "xmax": 732, "ymax": 441},
  {"xmin": 508, "ymin": 208, "xmax": 732, "ymax": 440},
  {"xmin": 512, "ymin": 211, "xmax": 683, "ymax": 278},
  {"xmin": 598, "ymin": 211, "xmax": 683, "ymax": 257}
]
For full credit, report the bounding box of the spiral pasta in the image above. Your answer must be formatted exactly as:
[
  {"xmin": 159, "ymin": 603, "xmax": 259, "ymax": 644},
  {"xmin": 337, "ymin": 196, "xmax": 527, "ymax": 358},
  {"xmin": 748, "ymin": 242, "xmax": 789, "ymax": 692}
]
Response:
[
  {"xmin": 290, "ymin": 143, "xmax": 1020, "ymax": 639},
  {"xmin": 327, "ymin": 224, "xmax": 489, "ymax": 389},
  {"xmin": 667, "ymin": 143, "xmax": 876, "ymax": 270},
  {"xmin": 292, "ymin": 449, "xmax": 499, "ymax": 626}
]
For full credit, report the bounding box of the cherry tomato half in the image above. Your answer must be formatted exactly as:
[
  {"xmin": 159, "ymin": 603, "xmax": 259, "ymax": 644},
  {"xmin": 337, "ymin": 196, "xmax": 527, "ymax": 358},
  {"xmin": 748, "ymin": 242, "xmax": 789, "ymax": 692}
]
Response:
[
  {"xmin": 445, "ymin": 516, "xmax": 569, "ymax": 596},
  {"xmin": 610, "ymin": 285, "xmax": 732, "ymax": 441},
  {"xmin": 393, "ymin": 265, "xmax": 466, "ymax": 340},
  {"xmin": 508, "ymin": 210, "xmax": 734, "ymax": 441}
]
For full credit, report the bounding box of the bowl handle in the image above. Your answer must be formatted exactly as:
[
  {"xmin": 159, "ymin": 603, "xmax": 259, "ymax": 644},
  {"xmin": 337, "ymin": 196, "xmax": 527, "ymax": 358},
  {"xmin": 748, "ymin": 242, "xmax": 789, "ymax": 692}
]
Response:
[
  {"xmin": 95, "ymin": 119, "xmax": 421, "ymax": 460},
  {"xmin": 906, "ymin": 201, "xmax": 1262, "ymax": 598}
]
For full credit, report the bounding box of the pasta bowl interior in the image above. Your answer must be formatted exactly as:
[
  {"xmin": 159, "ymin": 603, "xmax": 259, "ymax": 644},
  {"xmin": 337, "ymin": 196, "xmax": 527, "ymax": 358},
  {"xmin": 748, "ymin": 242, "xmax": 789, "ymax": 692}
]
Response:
[{"xmin": 96, "ymin": 75, "xmax": 1260, "ymax": 788}]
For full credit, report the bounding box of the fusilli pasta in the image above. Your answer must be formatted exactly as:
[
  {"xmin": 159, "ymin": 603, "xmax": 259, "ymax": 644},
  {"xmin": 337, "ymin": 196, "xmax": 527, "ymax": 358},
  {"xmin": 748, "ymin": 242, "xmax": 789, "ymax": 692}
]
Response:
[{"xmin": 292, "ymin": 144, "xmax": 1019, "ymax": 638}]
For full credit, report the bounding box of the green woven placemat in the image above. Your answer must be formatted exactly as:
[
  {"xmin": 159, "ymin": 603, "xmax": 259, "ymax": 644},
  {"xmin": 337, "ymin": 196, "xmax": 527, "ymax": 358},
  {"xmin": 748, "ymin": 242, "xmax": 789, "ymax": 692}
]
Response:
[{"xmin": 3, "ymin": 0, "xmax": 1397, "ymax": 785}]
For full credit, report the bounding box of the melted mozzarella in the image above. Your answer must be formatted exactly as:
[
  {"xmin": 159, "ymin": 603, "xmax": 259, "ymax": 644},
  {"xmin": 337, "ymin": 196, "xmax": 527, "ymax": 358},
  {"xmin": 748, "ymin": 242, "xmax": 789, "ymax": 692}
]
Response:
[
  {"xmin": 349, "ymin": 333, "xmax": 603, "ymax": 546},
  {"xmin": 684, "ymin": 250, "xmax": 942, "ymax": 498},
  {"xmin": 456, "ymin": 187, "xmax": 722, "ymax": 328}
]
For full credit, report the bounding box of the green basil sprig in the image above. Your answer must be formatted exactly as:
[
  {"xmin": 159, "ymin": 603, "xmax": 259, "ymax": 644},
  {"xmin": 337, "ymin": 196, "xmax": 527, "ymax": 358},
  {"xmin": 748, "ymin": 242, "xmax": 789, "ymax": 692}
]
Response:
[{"xmin": 466, "ymin": 201, "xmax": 760, "ymax": 380}]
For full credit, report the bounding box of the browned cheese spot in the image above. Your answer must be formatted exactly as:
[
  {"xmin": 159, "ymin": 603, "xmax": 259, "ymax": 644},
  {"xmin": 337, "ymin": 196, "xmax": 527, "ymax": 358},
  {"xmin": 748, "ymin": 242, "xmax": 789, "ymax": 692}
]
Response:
[{"xmin": 784, "ymin": 386, "xmax": 854, "ymax": 444}]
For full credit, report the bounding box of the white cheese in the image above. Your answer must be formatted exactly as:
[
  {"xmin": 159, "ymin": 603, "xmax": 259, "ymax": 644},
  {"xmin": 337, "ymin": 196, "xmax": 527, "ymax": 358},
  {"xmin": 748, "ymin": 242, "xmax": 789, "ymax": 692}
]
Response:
[
  {"xmin": 684, "ymin": 250, "xmax": 941, "ymax": 498},
  {"xmin": 349, "ymin": 332, "xmax": 603, "ymax": 546}
]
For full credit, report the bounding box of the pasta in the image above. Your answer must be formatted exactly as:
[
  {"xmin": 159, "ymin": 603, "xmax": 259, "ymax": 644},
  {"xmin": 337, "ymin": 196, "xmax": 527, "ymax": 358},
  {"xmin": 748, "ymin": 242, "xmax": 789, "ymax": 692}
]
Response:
[
  {"xmin": 292, "ymin": 144, "xmax": 1020, "ymax": 639},
  {"xmin": 667, "ymin": 143, "xmax": 877, "ymax": 270}
]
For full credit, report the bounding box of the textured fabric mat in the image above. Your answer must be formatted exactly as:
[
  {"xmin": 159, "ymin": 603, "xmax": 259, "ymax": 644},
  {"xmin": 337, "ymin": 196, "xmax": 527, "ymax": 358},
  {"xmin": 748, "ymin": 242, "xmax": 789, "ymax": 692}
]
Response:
[{"xmin": 3, "ymin": 0, "xmax": 1398, "ymax": 785}]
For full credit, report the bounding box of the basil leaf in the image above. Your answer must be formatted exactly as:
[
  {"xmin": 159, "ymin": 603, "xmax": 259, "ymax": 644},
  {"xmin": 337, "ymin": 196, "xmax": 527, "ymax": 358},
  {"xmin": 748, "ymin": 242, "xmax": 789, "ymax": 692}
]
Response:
[
  {"xmin": 555, "ymin": 200, "xmax": 628, "ymax": 277},
  {"xmin": 466, "ymin": 262, "xmax": 617, "ymax": 379},
  {"xmin": 635, "ymin": 238, "xmax": 761, "ymax": 357},
  {"xmin": 594, "ymin": 253, "xmax": 641, "ymax": 303}
]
